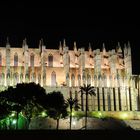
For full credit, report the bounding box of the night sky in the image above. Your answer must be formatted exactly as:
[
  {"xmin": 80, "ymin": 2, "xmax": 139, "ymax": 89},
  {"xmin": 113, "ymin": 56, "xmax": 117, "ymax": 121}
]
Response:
[{"xmin": 0, "ymin": 2, "xmax": 139, "ymax": 74}]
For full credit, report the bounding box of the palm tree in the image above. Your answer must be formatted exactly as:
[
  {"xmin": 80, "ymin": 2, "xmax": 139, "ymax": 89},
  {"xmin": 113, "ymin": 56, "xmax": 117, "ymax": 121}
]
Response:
[
  {"xmin": 67, "ymin": 96, "xmax": 80, "ymax": 130},
  {"xmin": 80, "ymin": 84, "xmax": 96, "ymax": 129}
]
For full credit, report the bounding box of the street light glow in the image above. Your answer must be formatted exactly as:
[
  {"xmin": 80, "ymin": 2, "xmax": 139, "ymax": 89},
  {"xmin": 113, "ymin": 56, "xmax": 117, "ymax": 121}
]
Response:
[{"xmin": 12, "ymin": 119, "xmax": 16, "ymax": 124}]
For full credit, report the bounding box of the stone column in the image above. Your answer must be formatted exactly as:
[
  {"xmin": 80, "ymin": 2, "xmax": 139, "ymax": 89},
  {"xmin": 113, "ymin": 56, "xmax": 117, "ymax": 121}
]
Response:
[
  {"xmin": 115, "ymin": 88, "xmax": 119, "ymax": 111},
  {"xmin": 104, "ymin": 87, "xmax": 108, "ymax": 111},
  {"xmin": 6, "ymin": 40, "xmax": 11, "ymax": 87},
  {"xmin": 95, "ymin": 87, "xmax": 99, "ymax": 111},
  {"xmin": 110, "ymin": 88, "xmax": 114, "ymax": 111}
]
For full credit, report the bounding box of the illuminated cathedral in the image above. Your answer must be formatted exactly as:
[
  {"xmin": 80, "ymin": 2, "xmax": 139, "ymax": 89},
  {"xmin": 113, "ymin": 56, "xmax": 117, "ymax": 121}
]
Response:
[{"xmin": 0, "ymin": 38, "xmax": 140, "ymax": 112}]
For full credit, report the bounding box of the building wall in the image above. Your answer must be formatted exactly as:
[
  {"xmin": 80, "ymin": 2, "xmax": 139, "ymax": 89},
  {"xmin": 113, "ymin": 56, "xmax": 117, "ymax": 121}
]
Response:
[{"xmin": 0, "ymin": 40, "xmax": 139, "ymax": 112}]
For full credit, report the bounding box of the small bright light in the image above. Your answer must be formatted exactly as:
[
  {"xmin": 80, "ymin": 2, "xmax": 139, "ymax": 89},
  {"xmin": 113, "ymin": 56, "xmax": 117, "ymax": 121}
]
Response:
[
  {"xmin": 121, "ymin": 113, "xmax": 128, "ymax": 119},
  {"xmin": 41, "ymin": 112, "xmax": 46, "ymax": 117},
  {"xmin": 11, "ymin": 113, "xmax": 15, "ymax": 117},
  {"xmin": 72, "ymin": 121, "xmax": 76, "ymax": 126},
  {"xmin": 98, "ymin": 112, "xmax": 102, "ymax": 116},
  {"xmin": 72, "ymin": 112, "xmax": 75, "ymax": 116},
  {"xmin": 12, "ymin": 120, "xmax": 16, "ymax": 124}
]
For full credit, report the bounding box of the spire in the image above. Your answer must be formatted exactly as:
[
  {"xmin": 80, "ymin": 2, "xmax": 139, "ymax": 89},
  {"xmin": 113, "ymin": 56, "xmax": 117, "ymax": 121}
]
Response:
[
  {"xmin": 74, "ymin": 41, "xmax": 78, "ymax": 56},
  {"xmin": 102, "ymin": 42, "xmax": 105, "ymax": 49},
  {"xmin": 102, "ymin": 42, "xmax": 106, "ymax": 51},
  {"xmin": 117, "ymin": 42, "xmax": 122, "ymax": 53},
  {"xmin": 74, "ymin": 41, "xmax": 76, "ymax": 47},
  {"xmin": 127, "ymin": 41, "xmax": 131, "ymax": 55},
  {"xmin": 59, "ymin": 41, "xmax": 62, "ymax": 47},
  {"xmin": 63, "ymin": 39, "xmax": 66, "ymax": 47},
  {"xmin": 6, "ymin": 37, "xmax": 10, "ymax": 45},
  {"xmin": 74, "ymin": 41, "xmax": 77, "ymax": 50},
  {"xmin": 23, "ymin": 38, "xmax": 27, "ymax": 46},
  {"xmin": 39, "ymin": 38, "xmax": 44, "ymax": 47},
  {"xmin": 102, "ymin": 43, "xmax": 107, "ymax": 56},
  {"xmin": 59, "ymin": 41, "xmax": 63, "ymax": 55},
  {"xmin": 127, "ymin": 41, "xmax": 131, "ymax": 48},
  {"xmin": 124, "ymin": 43, "xmax": 127, "ymax": 56},
  {"xmin": 88, "ymin": 42, "xmax": 92, "ymax": 56},
  {"xmin": 41, "ymin": 38, "xmax": 44, "ymax": 46},
  {"xmin": 88, "ymin": 42, "xmax": 92, "ymax": 50},
  {"xmin": 124, "ymin": 43, "xmax": 127, "ymax": 48},
  {"xmin": 118, "ymin": 42, "xmax": 121, "ymax": 47},
  {"xmin": 39, "ymin": 39, "xmax": 42, "ymax": 47}
]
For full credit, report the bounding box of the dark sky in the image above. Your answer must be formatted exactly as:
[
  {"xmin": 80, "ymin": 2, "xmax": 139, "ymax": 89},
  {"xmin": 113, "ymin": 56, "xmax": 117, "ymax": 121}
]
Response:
[{"xmin": 0, "ymin": 2, "xmax": 139, "ymax": 74}]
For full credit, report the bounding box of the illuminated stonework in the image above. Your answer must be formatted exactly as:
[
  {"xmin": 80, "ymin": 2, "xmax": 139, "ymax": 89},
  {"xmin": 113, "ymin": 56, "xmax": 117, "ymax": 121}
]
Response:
[{"xmin": 0, "ymin": 39, "xmax": 139, "ymax": 112}]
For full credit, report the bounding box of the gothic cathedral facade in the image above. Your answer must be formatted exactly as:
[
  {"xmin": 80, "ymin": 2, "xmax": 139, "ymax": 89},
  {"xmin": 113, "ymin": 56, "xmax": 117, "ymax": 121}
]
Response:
[{"xmin": 0, "ymin": 39, "xmax": 140, "ymax": 112}]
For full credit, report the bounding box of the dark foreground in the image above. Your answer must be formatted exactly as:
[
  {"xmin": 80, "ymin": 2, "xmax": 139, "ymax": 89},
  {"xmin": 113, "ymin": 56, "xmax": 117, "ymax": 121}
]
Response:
[{"xmin": 0, "ymin": 129, "xmax": 140, "ymax": 139}]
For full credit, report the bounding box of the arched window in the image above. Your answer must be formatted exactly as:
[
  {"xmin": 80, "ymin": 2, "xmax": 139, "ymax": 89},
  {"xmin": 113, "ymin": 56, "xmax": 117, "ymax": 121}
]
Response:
[
  {"xmin": 38, "ymin": 74, "xmax": 41, "ymax": 84},
  {"xmin": 103, "ymin": 75, "xmax": 107, "ymax": 87},
  {"xmin": 7, "ymin": 73, "xmax": 10, "ymax": 86},
  {"xmin": 0, "ymin": 73, "xmax": 2, "ymax": 85},
  {"xmin": 51, "ymin": 71, "xmax": 56, "ymax": 86},
  {"xmin": 20, "ymin": 74, "xmax": 23, "ymax": 83},
  {"xmin": 71, "ymin": 74, "xmax": 75, "ymax": 87},
  {"xmin": 30, "ymin": 53, "xmax": 34, "ymax": 67},
  {"xmin": 14, "ymin": 53, "xmax": 18, "ymax": 66},
  {"xmin": 31, "ymin": 73, "xmax": 36, "ymax": 83},
  {"xmin": 13, "ymin": 73, "xmax": 19, "ymax": 85},
  {"xmin": 0, "ymin": 53, "xmax": 2, "ymax": 66},
  {"xmin": 25, "ymin": 74, "xmax": 29, "ymax": 82},
  {"xmin": 1, "ymin": 73, "xmax": 5, "ymax": 85},
  {"xmin": 48, "ymin": 54, "xmax": 53, "ymax": 67},
  {"xmin": 87, "ymin": 74, "xmax": 91, "ymax": 85},
  {"xmin": 94, "ymin": 75, "xmax": 97, "ymax": 87},
  {"xmin": 78, "ymin": 74, "xmax": 81, "ymax": 86}
]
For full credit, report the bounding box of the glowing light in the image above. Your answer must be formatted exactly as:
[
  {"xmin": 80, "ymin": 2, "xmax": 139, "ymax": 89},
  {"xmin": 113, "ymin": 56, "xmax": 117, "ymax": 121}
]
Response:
[
  {"xmin": 72, "ymin": 121, "xmax": 76, "ymax": 126},
  {"xmin": 12, "ymin": 119, "xmax": 17, "ymax": 124},
  {"xmin": 11, "ymin": 113, "xmax": 15, "ymax": 117},
  {"xmin": 41, "ymin": 112, "xmax": 46, "ymax": 117},
  {"xmin": 98, "ymin": 112, "xmax": 102, "ymax": 116},
  {"xmin": 72, "ymin": 112, "xmax": 75, "ymax": 116},
  {"xmin": 120, "ymin": 113, "xmax": 128, "ymax": 119}
]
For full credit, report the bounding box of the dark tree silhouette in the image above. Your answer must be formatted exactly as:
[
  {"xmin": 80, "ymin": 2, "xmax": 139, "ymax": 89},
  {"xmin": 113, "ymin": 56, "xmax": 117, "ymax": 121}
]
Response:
[
  {"xmin": 44, "ymin": 91, "xmax": 68, "ymax": 130},
  {"xmin": 80, "ymin": 84, "xmax": 96, "ymax": 129},
  {"xmin": 67, "ymin": 96, "xmax": 80, "ymax": 130},
  {"xmin": 0, "ymin": 82, "xmax": 47, "ymax": 129}
]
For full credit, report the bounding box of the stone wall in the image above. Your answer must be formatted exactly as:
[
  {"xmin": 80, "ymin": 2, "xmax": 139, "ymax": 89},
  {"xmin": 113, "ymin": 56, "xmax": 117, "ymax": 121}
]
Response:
[{"xmin": 29, "ymin": 117, "xmax": 140, "ymax": 130}]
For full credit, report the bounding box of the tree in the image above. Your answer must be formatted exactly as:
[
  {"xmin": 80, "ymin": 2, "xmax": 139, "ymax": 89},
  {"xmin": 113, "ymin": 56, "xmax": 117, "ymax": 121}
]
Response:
[
  {"xmin": 80, "ymin": 84, "xmax": 96, "ymax": 129},
  {"xmin": 44, "ymin": 91, "xmax": 68, "ymax": 130},
  {"xmin": 67, "ymin": 96, "xmax": 80, "ymax": 130},
  {"xmin": 0, "ymin": 82, "xmax": 47, "ymax": 129},
  {"xmin": 14, "ymin": 82, "xmax": 47, "ymax": 129}
]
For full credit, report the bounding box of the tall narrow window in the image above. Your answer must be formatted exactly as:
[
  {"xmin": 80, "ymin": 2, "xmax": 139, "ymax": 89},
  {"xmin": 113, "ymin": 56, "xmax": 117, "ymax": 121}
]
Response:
[
  {"xmin": 48, "ymin": 54, "xmax": 53, "ymax": 67},
  {"xmin": 7, "ymin": 73, "xmax": 10, "ymax": 86},
  {"xmin": 87, "ymin": 74, "xmax": 91, "ymax": 85},
  {"xmin": 107, "ymin": 92, "xmax": 111, "ymax": 111},
  {"xmin": 31, "ymin": 73, "xmax": 36, "ymax": 83},
  {"xmin": 0, "ymin": 73, "xmax": 2, "ymax": 85},
  {"xmin": 1, "ymin": 73, "xmax": 5, "ymax": 85},
  {"xmin": 13, "ymin": 73, "xmax": 19, "ymax": 85},
  {"xmin": 94, "ymin": 75, "xmax": 97, "ymax": 87},
  {"xmin": 20, "ymin": 74, "xmax": 23, "ymax": 83},
  {"xmin": 14, "ymin": 53, "xmax": 18, "ymax": 66},
  {"xmin": 51, "ymin": 71, "xmax": 56, "ymax": 86},
  {"xmin": 71, "ymin": 74, "xmax": 75, "ymax": 87},
  {"xmin": 30, "ymin": 53, "xmax": 34, "ymax": 67},
  {"xmin": 38, "ymin": 74, "xmax": 41, "ymax": 85},
  {"xmin": 0, "ymin": 53, "xmax": 2, "ymax": 66},
  {"xmin": 78, "ymin": 74, "xmax": 81, "ymax": 86},
  {"xmin": 104, "ymin": 75, "xmax": 107, "ymax": 87}
]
